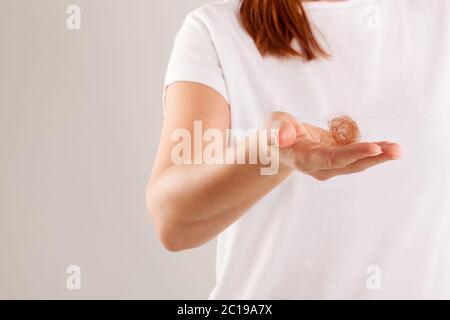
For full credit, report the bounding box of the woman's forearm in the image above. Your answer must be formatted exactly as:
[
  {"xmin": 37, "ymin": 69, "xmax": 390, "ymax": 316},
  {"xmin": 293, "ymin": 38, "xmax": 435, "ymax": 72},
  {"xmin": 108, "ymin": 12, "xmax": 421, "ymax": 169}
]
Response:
[{"xmin": 147, "ymin": 147, "xmax": 292, "ymax": 252}]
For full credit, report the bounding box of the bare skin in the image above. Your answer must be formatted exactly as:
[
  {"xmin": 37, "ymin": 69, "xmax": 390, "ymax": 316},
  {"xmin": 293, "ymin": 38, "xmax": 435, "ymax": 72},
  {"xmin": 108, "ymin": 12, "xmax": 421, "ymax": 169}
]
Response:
[{"xmin": 147, "ymin": 82, "xmax": 402, "ymax": 252}]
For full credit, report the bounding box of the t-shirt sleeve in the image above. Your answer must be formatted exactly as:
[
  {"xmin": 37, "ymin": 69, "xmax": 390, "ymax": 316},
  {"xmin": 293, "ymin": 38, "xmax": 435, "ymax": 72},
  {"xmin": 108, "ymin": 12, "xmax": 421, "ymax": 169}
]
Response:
[{"xmin": 164, "ymin": 12, "xmax": 229, "ymax": 104}]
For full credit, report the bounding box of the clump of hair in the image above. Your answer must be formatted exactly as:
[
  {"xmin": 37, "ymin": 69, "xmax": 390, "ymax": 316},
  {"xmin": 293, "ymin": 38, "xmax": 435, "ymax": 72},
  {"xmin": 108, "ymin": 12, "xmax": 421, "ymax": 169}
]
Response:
[{"xmin": 328, "ymin": 116, "xmax": 361, "ymax": 145}]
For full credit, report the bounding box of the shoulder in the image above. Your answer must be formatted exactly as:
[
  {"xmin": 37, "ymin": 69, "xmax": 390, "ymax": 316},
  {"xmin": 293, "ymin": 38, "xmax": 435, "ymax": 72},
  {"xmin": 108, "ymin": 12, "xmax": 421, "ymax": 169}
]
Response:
[
  {"xmin": 183, "ymin": 0, "xmax": 241, "ymax": 34},
  {"xmin": 189, "ymin": 0, "xmax": 240, "ymax": 20},
  {"xmin": 165, "ymin": 1, "xmax": 241, "ymax": 105}
]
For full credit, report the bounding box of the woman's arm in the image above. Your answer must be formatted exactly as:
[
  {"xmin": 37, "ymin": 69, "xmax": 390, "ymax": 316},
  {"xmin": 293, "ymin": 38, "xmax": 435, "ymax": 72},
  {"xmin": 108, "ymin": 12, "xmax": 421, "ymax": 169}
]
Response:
[
  {"xmin": 147, "ymin": 82, "xmax": 293, "ymax": 252},
  {"xmin": 147, "ymin": 82, "xmax": 402, "ymax": 252}
]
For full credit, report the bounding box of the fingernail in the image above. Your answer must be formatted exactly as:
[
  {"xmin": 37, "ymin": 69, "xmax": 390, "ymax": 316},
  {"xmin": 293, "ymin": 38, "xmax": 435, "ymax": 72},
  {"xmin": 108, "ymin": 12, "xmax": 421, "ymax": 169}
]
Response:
[{"xmin": 371, "ymin": 146, "xmax": 383, "ymax": 156}]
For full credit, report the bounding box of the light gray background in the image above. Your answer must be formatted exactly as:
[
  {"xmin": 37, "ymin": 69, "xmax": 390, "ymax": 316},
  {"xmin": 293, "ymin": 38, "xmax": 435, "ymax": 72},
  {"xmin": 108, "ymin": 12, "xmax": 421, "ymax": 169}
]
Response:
[{"xmin": 0, "ymin": 0, "xmax": 216, "ymax": 299}]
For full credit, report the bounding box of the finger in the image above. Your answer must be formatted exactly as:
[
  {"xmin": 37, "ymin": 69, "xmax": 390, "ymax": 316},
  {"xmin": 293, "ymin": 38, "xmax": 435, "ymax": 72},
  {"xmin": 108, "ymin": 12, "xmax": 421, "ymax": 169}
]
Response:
[
  {"xmin": 309, "ymin": 142, "xmax": 383, "ymax": 170},
  {"xmin": 374, "ymin": 142, "xmax": 403, "ymax": 160},
  {"xmin": 266, "ymin": 111, "xmax": 301, "ymax": 127},
  {"xmin": 291, "ymin": 121, "xmax": 312, "ymax": 144},
  {"xmin": 316, "ymin": 153, "xmax": 393, "ymax": 179},
  {"xmin": 278, "ymin": 122, "xmax": 297, "ymax": 148},
  {"xmin": 267, "ymin": 120, "xmax": 297, "ymax": 147},
  {"xmin": 267, "ymin": 112, "xmax": 312, "ymax": 148}
]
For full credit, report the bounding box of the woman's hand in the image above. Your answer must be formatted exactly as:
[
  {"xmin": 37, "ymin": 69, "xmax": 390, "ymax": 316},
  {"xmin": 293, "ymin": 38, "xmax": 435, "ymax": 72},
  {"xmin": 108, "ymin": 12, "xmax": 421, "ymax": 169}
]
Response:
[
  {"xmin": 268, "ymin": 112, "xmax": 402, "ymax": 181},
  {"xmin": 149, "ymin": 83, "xmax": 403, "ymax": 251}
]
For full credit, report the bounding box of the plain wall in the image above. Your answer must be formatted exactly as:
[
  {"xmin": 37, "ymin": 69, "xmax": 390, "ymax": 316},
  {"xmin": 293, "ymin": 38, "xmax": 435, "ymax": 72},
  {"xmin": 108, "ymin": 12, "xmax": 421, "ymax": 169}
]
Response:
[{"xmin": 0, "ymin": 0, "xmax": 217, "ymax": 299}]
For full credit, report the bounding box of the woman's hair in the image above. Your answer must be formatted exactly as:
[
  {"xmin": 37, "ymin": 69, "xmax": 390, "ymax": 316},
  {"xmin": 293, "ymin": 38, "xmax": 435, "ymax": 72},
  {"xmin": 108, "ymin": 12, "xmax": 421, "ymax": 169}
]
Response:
[{"xmin": 239, "ymin": 0, "xmax": 329, "ymax": 60}]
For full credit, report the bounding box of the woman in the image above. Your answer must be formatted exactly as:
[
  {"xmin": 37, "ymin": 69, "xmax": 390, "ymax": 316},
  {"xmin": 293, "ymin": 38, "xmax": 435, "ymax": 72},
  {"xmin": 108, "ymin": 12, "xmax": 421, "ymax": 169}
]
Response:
[{"xmin": 147, "ymin": 0, "xmax": 450, "ymax": 299}]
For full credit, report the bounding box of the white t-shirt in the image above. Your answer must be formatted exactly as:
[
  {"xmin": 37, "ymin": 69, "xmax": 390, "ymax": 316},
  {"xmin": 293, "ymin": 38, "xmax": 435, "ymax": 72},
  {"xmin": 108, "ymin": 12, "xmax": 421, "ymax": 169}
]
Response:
[{"xmin": 165, "ymin": 0, "xmax": 450, "ymax": 299}]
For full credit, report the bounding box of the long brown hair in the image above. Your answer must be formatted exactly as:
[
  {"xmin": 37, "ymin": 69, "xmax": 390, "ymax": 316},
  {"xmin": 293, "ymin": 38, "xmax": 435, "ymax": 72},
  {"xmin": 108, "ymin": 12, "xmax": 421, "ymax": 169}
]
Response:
[{"xmin": 239, "ymin": 0, "xmax": 329, "ymax": 60}]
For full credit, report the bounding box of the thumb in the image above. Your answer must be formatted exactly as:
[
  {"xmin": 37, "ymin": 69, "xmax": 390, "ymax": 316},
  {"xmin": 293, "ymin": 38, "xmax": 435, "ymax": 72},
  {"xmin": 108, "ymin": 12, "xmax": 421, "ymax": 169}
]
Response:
[
  {"xmin": 267, "ymin": 119, "xmax": 297, "ymax": 148},
  {"xmin": 277, "ymin": 121, "xmax": 298, "ymax": 148},
  {"xmin": 267, "ymin": 112, "xmax": 311, "ymax": 148}
]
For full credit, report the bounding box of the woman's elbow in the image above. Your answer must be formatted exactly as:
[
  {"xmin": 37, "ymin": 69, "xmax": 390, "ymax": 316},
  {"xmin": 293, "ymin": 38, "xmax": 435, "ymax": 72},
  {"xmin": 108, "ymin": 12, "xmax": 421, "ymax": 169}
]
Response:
[
  {"xmin": 146, "ymin": 191, "xmax": 200, "ymax": 253},
  {"xmin": 157, "ymin": 223, "xmax": 194, "ymax": 253},
  {"xmin": 156, "ymin": 219, "xmax": 205, "ymax": 253}
]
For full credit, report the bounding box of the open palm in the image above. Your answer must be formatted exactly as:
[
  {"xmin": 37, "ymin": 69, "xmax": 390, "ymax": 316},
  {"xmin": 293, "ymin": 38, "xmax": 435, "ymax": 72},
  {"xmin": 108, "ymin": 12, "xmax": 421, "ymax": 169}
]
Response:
[{"xmin": 268, "ymin": 112, "xmax": 402, "ymax": 181}]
